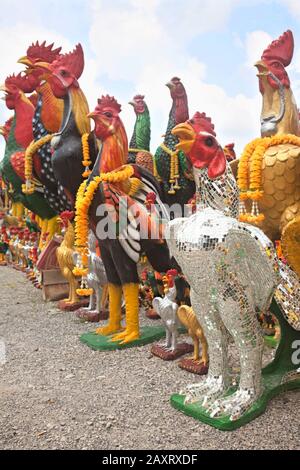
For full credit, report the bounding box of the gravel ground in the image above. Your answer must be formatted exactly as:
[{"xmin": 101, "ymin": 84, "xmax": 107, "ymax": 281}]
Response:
[{"xmin": 0, "ymin": 266, "xmax": 299, "ymax": 450}]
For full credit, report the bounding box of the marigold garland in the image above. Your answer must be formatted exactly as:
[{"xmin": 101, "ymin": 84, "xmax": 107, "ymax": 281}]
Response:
[
  {"xmin": 159, "ymin": 143, "xmax": 180, "ymax": 194},
  {"xmin": 238, "ymin": 134, "xmax": 300, "ymax": 224},
  {"xmin": 22, "ymin": 134, "xmax": 54, "ymax": 194},
  {"xmin": 81, "ymin": 133, "xmax": 92, "ymax": 178},
  {"xmin": 73, "ymin": 165, "xmax": 134, "ymax": 295}
]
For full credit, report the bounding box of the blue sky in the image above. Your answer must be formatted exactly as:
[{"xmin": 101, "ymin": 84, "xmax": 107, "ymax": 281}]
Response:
[{"xmin": 1, "ymin": 0, "xmax": 300, "ymax": 157}]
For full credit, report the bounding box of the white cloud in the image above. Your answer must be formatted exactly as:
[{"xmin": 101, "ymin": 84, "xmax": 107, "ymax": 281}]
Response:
[
  {"xmin": 0, "ymin": 23, "xmax": 75, "ymax": 158},
  {"xmin": 0, "ymin": 0, "xmax": 284, "ymax": 165},
  {"xmin": 244, "ymin": 30, "xmax": 273, "ymax": 68},
  {"xmin": 88, "ymin": 0, "xmax": 263, "ymax": 156},
  {"xmin": 280, "ymin": 0, "xmax": 300, "ymax": 20}
]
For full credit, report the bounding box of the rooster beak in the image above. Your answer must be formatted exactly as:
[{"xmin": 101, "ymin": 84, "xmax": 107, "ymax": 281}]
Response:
[
  {"xmin": 254, "ymin": 60, "xmax": 269, "ymax": 76},
  {"xmin": 128, "ymin": 100, "xmax": 135, "ymax": 106},
  {"xmin": 87, "ymin": 111, "xmax": 97, "ymax": 120},
  {"xmin": 0, "ymin": 85, "xmax": 8, "ymax": 93},
  {"xmin": 171, "ymin": 122, "xmax": 196, "ymax": 154},
  {"xmin": 166, "ymin": 81, "xmax": 173, "ymax": 89},
  {"xmin": 33, "ymin": 61, "xmax": 52, "ymax": 71},
  {"xmin": 0, "ymin": 126, "xmax": 5, "ymax": 135},
  {"xmin": 17, "ymin": 56, "xmax": 32, "ymax": 67}
]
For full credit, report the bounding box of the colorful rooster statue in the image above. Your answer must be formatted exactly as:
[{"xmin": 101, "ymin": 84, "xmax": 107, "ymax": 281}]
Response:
[
  {"xmin": 154, "ymin": 77, "xmax": 195, "ymax": 209},
  {"xmin": 18, "ymin": 40, "xmax": 71, "ymax": 231},
  {"xmin": 169, "ymin": 111, "xmax": 300, "ymax": 430},
  {"xmin": 81, "ymin": 95, "xmax": 173, "ymax": 344},
  {"xmin": 237, "ymin": 30, "xmax": 300, "ymax": 276},
  {"xmin": 128, "ymin": 94, "xmax": 153, "ymax": 172},
  {"xmin": 0, "ymin": 73, "xmax": 56, "ymax": 232},
  {"xmin": 35, "ymin": 43, "xmax": 174, "ymax": 345},
  {"xmin": 33, "ymin": 44, "xmax": 95, "ymax": 202},
  {"xmin": 56, "ymin": 210, "xmax": 81, "ymax": 309}
]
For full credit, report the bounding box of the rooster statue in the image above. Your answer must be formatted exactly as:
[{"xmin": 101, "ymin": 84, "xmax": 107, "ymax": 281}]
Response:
[
  {"xmin": 56, "ymin": 210, "xmax": 81, "ymax": 309},
  {"xmin": 154, "ymin": 77, "xmax": 195, "ymax": 209},
  {"xmin": 18, "ymin": 41, "xmax": 72, "ymax": 225},
  {"xmin": 84, "ymin": 96, "xmax": 173, "ymax": 344},
  {"xmin": 33, "ymin": 44, "xmax": 95, "ymax": 204},
  {"xmin": 237, "ymin": 30, "xmax": 300, "ymax": 276},
  {"xmin": 168, "ymin": 112, "xmax": 300, "ymax": 429},
  {"xmin": 0, "ymin": 73, "xmax": 56, "ymax": 239},
  {"xmin": 35, "ymin": 44, "xmax": 173, "ymax": 344},
  {"xmin": 152, "ymin": 270, "xmax": 180, "ymax": 352},
  {"xmin": 75, "ymin": 230, "xmax": 108, "ymax": 322},
  {"xmin": 128, "ymin": 94, "xmax": 153, "ymax": 172}
]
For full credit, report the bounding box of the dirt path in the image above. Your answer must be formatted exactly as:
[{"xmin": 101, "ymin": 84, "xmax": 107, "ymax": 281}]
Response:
[{"xmin": 0, "ymin": 266, "xmax": 299, "ymax": 450}]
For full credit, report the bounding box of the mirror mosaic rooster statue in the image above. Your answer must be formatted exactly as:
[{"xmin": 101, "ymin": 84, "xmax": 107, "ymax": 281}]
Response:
[{"xmin": 169, "ymin": 111, "xmax": 300, "ymax": 429}]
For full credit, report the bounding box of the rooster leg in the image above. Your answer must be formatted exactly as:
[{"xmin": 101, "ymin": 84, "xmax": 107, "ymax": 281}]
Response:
[
  {"xmin": 46, "ymin": 216, "xmax": 59, "ymax": 242},
  {"xmin": 208, "ymin": 289, "xmax": 263, "ymax": 420},
  {"xmin": 95, "ymin": 288, "xmax": 101, "ymax": 313},
  {"xmin": 197, "ymin": 328, "xmax": 209, "ymax": 365},
  {"xmin": 191, "ymin": 334, "xmax": 199, "ymax": 362},
  {"xmin": 65, "ymin": 277, "xmax": 79, "ymax": 305},
  {"xmin": 110, "ymin": 283, "xmax": 140, "ymax": 344},
  {"xmin": 89, "ymin": 292, "xmax": 96, "ymax": 312},
  {"xmin": 100, "ymin": 284, "xmax": 109, "ymax": 309},
  {"xmin": 39, "ymin": 219, "xmax": 48, "ymax": 250},
  {"xmin": 181, "ymin": 289, "xmax": 230, "ymax": 405},
  {"xmin": 14, "ymin": 202, "xmax": 24, "ymax": 218},
  {"xmin": 96, "ymin": 283, "xmax": 123, "ymax": 335}
]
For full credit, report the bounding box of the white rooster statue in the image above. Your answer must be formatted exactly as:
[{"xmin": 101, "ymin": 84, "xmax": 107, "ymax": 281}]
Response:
[{"xmin": 75, "ymin": 231, "xmax": 108, "ymax": 322}]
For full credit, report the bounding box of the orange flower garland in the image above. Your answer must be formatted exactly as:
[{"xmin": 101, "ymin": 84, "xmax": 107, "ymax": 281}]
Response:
[
  {"xmin": 73, "ymin": 164, "xmax": 134, "ymax": 296},
  {"xmin": 238, "ymin": 134, "xmax": 300, "ymax": 224},
  {"xmin": 81, "ymin": 133, "xmax": 92, "ymax": 178}
]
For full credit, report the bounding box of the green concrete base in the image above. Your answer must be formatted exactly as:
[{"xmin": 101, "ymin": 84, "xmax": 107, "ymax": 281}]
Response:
[
  {"xmin": 80, "ymin": 325, "xmax": 167, "ymax": 350},
  {"xmin": 170, "ymin": 374, "xmax": 300, "ymax": 431},
  {"xmin": 170, "ymin": 299, "xmax": 300, "ymax": 431},
  {"xmin": 80, "ymin": 326, "xmax": 187, "ymax": 351}
]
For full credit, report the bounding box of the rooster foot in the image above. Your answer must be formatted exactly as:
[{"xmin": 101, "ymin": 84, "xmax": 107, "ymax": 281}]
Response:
[
  {"xmin": 95, "ymin": 324, "xmax": 123, "ymax": 336},
  {"xmin": 118, "ymin": 331, "xmax": 140, "ymax": 344},
  {"xmin": 110, "ymin": 328, "xmax": 140, "ymax": 344},
  {"xmin": 180, "ymin": 375, "xmax": 227, "ymax": 406},
  {"xmin": 208, "ymin": 388, "xmax": 260, "ymax": 421},
  {"xmin": 162, "ymin": 345, "xmax": 176, "ymax": 352}
]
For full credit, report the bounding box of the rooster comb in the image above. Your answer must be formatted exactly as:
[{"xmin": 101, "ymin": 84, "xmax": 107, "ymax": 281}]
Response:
[
  {"xmin": 26, "ymin": 40, "xmax": 61, "ymax": 63},
  {"xmin": 262, "ymin": 30, "xmax": 294, "ymax": 67},
  {"xmin": 97, "ymin": 95, "xmax": 122, "ymax": 113},
  {"xmin": 60, "ymin": 210, "xmax": 74, "ymax": 221},
  {"xmin": 133, "ymin": 94, "xmax": 145, "ymax": 101},
  {"xmin": 166, "ymin": 269, "xmax": 178, "ymax": 277},
  {"xmin": 5, "ymin": 73, "xmax": 33, "ymax": 93},
  {"xmin": 53, "ymin": 44, "xmax": 84, "ymax": 79},
  {"xmin": 190, "ymin": 112, "xmax": 216, "ymax": 136}
]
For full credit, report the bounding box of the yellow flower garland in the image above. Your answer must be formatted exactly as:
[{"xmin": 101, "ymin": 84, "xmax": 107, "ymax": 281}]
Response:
[
  {"xmin": 159, "ymin": 143, "xmax": 180, "ymax": 194},
  {"xmin": 73, "ymin": 164, "xmax": 134, "ymax": 295},
  {"xmin": 81, "ymin": 133, "xmax": 92, "ymax": 178},
  {"xmin": 22, "ymin": 134, "xmax": 54, "ymax": 194},
  {"xmin": 238, "ymin": 134, "xmax": 300, "ymax": 224}
]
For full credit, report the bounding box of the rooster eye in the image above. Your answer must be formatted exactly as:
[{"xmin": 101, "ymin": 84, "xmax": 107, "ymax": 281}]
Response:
[
  {"xmin": 205, "ymin": 137, "xmax": 214, "ymax": 147},
  {"xmin": 104, "ymin": 111, "xmax": 113, "ymax": 118},
  {"xmin": 60, "ymin": 70, "xmax": 67, "ymax": 76}
]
